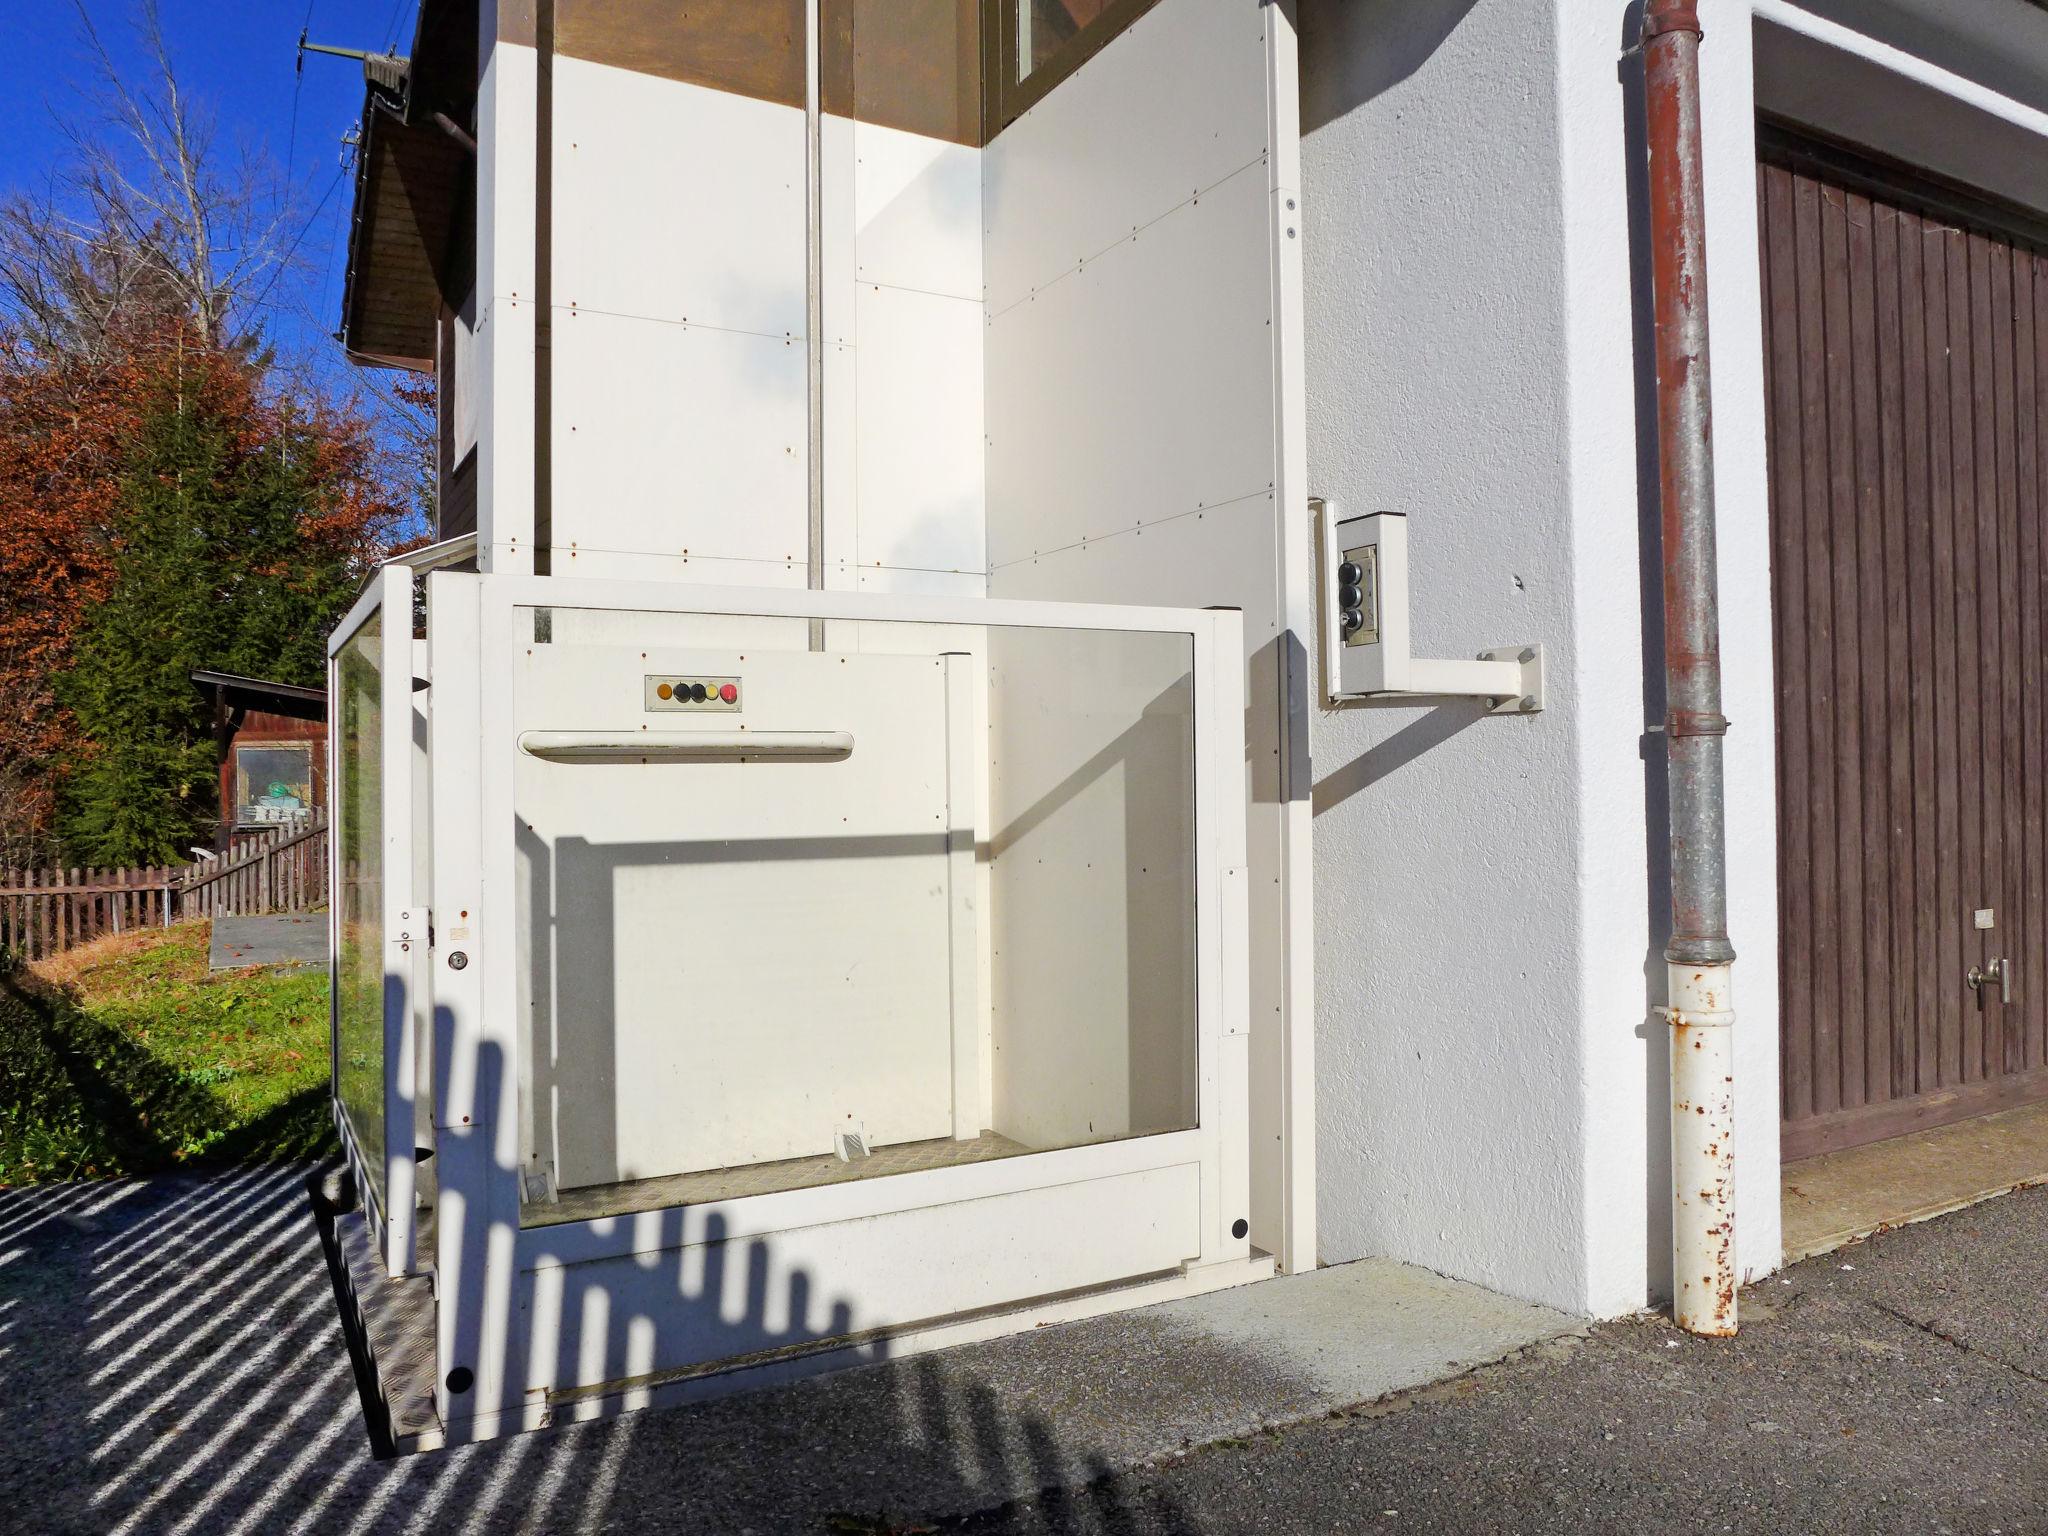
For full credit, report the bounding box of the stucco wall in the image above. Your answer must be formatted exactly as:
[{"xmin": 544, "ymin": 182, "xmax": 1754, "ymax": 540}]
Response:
[{"xmin": 1299, "ymin": 0, "xmax": 1781, "ymax": 1315}]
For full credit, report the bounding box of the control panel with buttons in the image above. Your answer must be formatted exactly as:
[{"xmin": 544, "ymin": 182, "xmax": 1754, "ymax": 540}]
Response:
[{"xmin": 644, "ymin": 675, "xmax": 742, "ymax": 712}]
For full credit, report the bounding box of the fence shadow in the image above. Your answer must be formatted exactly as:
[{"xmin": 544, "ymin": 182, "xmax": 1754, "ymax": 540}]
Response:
[{"xmin": 3, "ymin": 1133, "xmax": 1219, "ymax": 1532}]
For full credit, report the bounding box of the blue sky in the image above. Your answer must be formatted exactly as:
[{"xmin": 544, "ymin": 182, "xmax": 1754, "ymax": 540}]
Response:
[{"xmin": 1, "ymin": 0, "xmax": 420, "ymax": 375}]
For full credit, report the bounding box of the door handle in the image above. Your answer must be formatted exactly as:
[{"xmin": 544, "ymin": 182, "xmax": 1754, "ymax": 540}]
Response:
[{"xmin": 1968, "ymin": 956, "xmax": 2014, "ymax": 1004}]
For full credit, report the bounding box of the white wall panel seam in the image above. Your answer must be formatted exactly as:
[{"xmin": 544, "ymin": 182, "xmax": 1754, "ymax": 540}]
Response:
[
  {"xmin": 986, "ymin": 487, "xmax": 1277, "ymax": 575},
  {"xmin": 548, "ymin": 304, "xmax": 808, "ymax": 347},
  {"xmin": 985, "ymin": 154, "xmax": 1273, "ymax": 324}
]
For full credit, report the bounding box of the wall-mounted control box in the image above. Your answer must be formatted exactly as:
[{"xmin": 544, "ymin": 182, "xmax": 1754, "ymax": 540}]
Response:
[
  {"xmin": 1316, "ymin": 500, "xmax": 1543, "ymax": 714},
  {"xmin": 644, "ymin": 675, "xmax": 742, "ymax": 712}
]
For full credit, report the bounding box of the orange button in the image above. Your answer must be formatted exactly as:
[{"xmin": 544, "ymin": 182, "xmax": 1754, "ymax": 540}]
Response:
[{"xmin": 656, "ymin": 682, "xmax": 673, "ymax": 700}]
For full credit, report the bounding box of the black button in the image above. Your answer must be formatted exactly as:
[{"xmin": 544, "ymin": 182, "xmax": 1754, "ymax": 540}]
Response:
[
  {"xmin": 1337, "ymin": 560, "xmax": 1363, "ymax": 586},
  {"xmin": 690, "ymin": 682, "xmax": 708, "ymax": 702},
  {"xmin": 1338, "ymin": 583, "xmax": 1363, "ymax": 609}
]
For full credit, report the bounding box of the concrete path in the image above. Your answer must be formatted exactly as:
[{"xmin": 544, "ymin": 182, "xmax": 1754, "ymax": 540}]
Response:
[
  {"xmin": 2, "ymin": 1165, "xmax": 2042, "ymax": 1533},
  {"xmin": 208, "ymin": 912, "xmax": 328, "ymax": 971},
  {"xmin": 1782, "ymin": 1099, "xmax": 2048, "ymax": 1262}
]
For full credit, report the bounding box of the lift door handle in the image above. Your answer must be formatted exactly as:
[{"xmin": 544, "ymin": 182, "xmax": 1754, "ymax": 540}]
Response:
[{"xmin": 518, "ymin": 730, "xmax": 853, "ymax": 762}]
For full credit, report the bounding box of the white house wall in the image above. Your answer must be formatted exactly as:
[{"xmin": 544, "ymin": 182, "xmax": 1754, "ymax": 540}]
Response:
[{"xmin": 1300, "ymin": 0, "xmax": 1780, "ymax": 1316}]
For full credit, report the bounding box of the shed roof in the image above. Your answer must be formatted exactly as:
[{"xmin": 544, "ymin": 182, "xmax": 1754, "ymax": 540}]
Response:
[{"xmin": 191, "ymin": 670, "xmax": 328, "ymax": 713}]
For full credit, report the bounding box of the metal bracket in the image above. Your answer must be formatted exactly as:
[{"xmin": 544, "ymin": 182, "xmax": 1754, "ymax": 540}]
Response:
[{"xmin": 1315, "ymin": 498, "xmax": 1545, "ymax": 713}]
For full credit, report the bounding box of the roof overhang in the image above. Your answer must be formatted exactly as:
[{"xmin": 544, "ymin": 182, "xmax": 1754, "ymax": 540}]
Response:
[{"xmin": 338, "ymin": 1, "xmax": 479, "ymax": 371}]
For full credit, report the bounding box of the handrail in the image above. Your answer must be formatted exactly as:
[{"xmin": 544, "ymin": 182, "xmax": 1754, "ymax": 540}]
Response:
[{"xmin": 517, "ymin": 730, "xmax": 854, "ymax": 762}]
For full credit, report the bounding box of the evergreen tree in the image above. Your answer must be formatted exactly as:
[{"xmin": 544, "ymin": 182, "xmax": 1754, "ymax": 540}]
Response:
[{"xmin": 53, "ymin": 346, "xmax": 396, "ymax": 865}]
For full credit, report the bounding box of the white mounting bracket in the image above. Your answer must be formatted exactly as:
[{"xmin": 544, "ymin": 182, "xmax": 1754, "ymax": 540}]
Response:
[{"xmin": 1315, "ymin": 499, "xmax": 1544, "ymax": 714}]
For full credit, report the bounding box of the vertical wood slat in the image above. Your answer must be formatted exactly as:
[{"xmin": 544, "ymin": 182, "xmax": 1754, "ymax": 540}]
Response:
[
  {"xmin": 1969, "ymin": 230, "xmax": 2003, "ymax": 1084},
  {"xmin": 1846, "ymin": 187, "xmax": 1893, "ymax": 1109},
  {"xmin": 2018, "ymin": 255, "xmax": 2045, "ymax": 1078},
  {"xmin": 1793, "ymin": 163, "xmax": 1843, "ymax": 1118},
  {"xmin": 1872, "ymin": 196, "xmax": 1912, "ymax": 1105},
  {"xmin": 1991, "ymin": 239, "xmax": 2025, "ymax": 1079},
  {"xmin": 2033, "ymin": 258, "xmax": 2048, "ymax": 1074},
  {"xmin": 1763, "ymin": 160, "xmax": 1812, "ymax": 1125}
]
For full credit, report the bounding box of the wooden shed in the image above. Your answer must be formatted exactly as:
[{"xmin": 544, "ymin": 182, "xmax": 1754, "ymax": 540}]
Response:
[{"xmin": 192, "ymin": 670, "xmax": 329, "ymax": 851}]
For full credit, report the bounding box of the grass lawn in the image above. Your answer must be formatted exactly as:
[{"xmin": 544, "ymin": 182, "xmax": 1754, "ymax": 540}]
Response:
[{"xmin": 0, "ymin": 920, "xmax": 333, "ymax": 1184}]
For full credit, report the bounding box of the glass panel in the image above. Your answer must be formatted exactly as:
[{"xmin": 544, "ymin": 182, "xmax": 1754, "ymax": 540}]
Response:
[
  {"xmin": 511, "ymin": 610, "xmax": 1199, "ymax": 1225},
  {"xmin": 334, "ymin": 611, "xmax": 386, "ymax": 1206},
  {"xmin": 1019, "ymin": 0, "xmax": 1113, "ymax": 84},
  {"xmin": 234, "ymin": 742, "xmax": 315, "ymax": 826}
]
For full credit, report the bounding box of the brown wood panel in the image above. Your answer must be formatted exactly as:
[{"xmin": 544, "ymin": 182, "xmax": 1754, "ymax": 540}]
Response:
[
  {"xmin": 552, "ymin": 0, "xmax": 984, "ymax": 145},
  {"xmin": 1764, "ymin": 134, "xmax": 2048, "ymax": 1156},
  {"xmin": 2032, "ymin": 263, "xmax": 2048, "ymax": 1073}
]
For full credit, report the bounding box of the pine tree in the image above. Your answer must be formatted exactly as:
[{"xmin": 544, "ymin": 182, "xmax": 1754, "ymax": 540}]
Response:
[{"xmin": 53, "ymin": 345, "xmax": 397, "ymax": 865}]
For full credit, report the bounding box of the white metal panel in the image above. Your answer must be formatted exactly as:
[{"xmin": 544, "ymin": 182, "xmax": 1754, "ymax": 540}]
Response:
[
  {"xmin": 514, "ymin": 646, "xmax": 966, "ymax": 1189},
  {"xmin": 513, "ymin": 1161, "xmax": 1202, "ymax": 1400},
  {"xmin": 984, "ymin": 160, "xmax": 1275, "ymax": 569},
  {"xmin": 854, "ymin": 283, "xmax": 986, "ymax": 576},
  {"xmin": 823, "ymin": 114, "xmax": 858, "ymax": 347},
  {"xmin": 551, "ymin": 59, "xmax": 805, "ymax": 338},
  {"xmin": 549, "ymin": 307, "xmax": 807, "ymax": 577},
  {"xmin": 854, "ymin": 121, "xmax": 983, "ymax": 300},
  {"xmin": 855, "ymin": 566, "xmax": 986, "ymax": 597},
  {"xmin": 990, "ymin": 493, "xmax": 1281, "ymax": 640},
  {"xmin": 978, "ymin": 0, "xmax": 1308, "ymax": 1273},
  {"xmin": 982, "ymin": 0, "xmax": 1271, "ymax": 314},
  {"xmin": 825, "ymin": 340, "xmax": 858, "ymax": 585}
]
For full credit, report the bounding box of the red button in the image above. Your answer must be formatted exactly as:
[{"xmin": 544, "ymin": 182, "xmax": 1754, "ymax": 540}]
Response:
[{"xmin": 719, "ymin": 683, "xmax": 738, "ymax": 703}]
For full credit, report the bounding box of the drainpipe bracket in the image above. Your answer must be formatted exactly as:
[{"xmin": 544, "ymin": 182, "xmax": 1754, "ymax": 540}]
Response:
[{"xmin": 1655, "ymin": 1004, "xmax": 1735, "ymax": 1028}]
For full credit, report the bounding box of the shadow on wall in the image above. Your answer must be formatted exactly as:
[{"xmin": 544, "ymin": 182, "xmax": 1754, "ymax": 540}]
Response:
[
  {"xmin": 0, "ymin": 1099, "xmax": 1219, "ymax": 1533},
  {"xmin": 1617, "ymin": 0, "xmax": 1675, "ymax": 1304},
  {"xmin": 1297, "ymin": 0, "xmax": 1485, "ymax": 134}
]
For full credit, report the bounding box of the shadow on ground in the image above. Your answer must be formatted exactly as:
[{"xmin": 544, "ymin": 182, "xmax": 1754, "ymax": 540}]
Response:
[{"xmin": 0, "ymin": 1163, "xmax": 1229, "ymax": 1535}]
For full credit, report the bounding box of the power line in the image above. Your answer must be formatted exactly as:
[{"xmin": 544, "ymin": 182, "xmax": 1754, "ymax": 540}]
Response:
[
  {"xmin": 245, "ymin": 162, "xmax": 347, "ymax": 324},
  {"xmin": 285, "ymin": 0, "xmax": 316, "ymax": 187}
]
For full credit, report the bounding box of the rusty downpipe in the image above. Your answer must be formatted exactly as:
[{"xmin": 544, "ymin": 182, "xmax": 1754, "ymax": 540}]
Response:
[{"xmin": 1643, "ymin": 0, "xmax": 1737, "ymax": 1337}]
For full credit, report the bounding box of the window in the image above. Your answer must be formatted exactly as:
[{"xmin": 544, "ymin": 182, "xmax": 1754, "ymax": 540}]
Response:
[
  {"xmin": 986, "ymin": 0, "xmax": 1159, "ymax": 136},
  {"xmin": 235, "ymin": 741, "xmax": 316, "ymax": 826}
]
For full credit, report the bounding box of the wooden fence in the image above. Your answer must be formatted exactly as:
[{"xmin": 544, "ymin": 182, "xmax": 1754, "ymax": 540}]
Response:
[{"xmin": 0, "ymin": 818, "xmax": 329, "ymax": 964}]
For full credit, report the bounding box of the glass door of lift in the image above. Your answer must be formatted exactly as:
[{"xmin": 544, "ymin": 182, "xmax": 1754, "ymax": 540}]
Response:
[{"xmin": 420, "ymin": 577, "xmax": 1258, "ymax": 1441}]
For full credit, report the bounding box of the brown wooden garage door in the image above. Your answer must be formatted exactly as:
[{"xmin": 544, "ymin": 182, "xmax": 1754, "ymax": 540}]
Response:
[{"xmin": 1759, "ymin": 128, "xmax": 2048, "ymax": 1159}]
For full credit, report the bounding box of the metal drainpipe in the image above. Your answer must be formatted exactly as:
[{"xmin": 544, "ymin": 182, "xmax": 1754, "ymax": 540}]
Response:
[{"xmin": 1643, "ymin": 0, "xmax": 1738, "ymax": 1337}]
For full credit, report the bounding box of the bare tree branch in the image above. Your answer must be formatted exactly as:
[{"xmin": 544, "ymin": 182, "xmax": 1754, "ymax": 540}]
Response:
[{"xmin": 0, "ymin": 0, "xmax": 306, "ymax": 361}]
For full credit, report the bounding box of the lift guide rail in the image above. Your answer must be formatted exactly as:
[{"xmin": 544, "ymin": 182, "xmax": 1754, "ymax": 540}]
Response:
[{"xmin": 324, "ymin": 572, "xmax": 1266, "ymax": 1449}]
